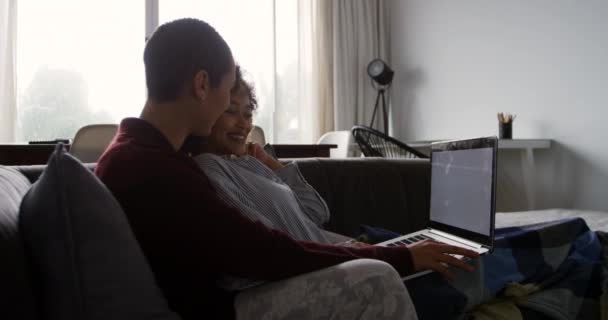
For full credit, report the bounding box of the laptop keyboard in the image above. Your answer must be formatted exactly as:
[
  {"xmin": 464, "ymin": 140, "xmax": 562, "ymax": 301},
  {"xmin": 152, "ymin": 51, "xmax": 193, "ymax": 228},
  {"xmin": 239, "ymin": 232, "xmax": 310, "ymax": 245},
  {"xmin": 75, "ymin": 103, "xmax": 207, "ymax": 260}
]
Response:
[
  {"xmin": 385, "ymin": 234, "xmax": 470, "ymax": 261},
  {"xmin": 386, "ymin": 234, "xmax": 432, "ymax": 246}
]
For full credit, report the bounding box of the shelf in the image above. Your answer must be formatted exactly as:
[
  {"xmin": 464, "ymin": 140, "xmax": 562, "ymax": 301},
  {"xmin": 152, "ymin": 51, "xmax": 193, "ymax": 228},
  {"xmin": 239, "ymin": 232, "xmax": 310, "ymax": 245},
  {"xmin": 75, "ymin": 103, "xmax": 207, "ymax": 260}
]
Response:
[
  {"xmin": 497, "ymin": 139, "xmax": 551, "ymax": 149},
  {"xmin": 406, "ymin": 139, "xmax": 552, "ymax": 150}
]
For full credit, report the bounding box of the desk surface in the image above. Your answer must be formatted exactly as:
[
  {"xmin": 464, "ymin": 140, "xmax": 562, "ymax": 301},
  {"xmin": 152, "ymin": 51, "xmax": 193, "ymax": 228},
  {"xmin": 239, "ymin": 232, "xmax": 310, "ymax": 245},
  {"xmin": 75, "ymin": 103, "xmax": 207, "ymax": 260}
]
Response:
[
  {"xmin": 0, "ymin": 143, "xmax": 338, "ymax": 165},
  {"xmin": 497, "ymin": 139, "xmax": 551, "ymax": 149},
  {"xmin": 0, "ymin": 144, "xmax": 70, "ymax": 165},
  {"xmin": 407, "ymin": 139, "xmax": 552, "ymax": 150}
]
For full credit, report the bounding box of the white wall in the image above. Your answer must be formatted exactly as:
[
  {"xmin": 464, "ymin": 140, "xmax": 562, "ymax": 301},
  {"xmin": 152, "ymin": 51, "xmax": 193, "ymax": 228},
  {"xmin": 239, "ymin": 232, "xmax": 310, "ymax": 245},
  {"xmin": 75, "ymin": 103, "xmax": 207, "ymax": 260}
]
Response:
[{"xmin": 389, "ymin": 0, "xmax": 608, "ymax": 211}]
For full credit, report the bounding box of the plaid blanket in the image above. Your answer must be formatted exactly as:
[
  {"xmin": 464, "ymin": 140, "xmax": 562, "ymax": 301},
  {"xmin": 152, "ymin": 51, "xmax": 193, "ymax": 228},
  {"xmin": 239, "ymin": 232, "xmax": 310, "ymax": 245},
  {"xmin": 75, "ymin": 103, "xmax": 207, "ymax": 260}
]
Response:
[{"xmin": 401, "ymin": 218, "xmax": 608, "ymax": 320}]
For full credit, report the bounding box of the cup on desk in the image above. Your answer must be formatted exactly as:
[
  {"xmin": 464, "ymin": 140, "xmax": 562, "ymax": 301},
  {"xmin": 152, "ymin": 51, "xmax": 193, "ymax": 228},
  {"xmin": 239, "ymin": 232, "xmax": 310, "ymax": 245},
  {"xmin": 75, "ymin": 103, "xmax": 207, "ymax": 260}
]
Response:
[{"xmin": 499, "ymin": 122, "xmax": 512, "ymax": 139}]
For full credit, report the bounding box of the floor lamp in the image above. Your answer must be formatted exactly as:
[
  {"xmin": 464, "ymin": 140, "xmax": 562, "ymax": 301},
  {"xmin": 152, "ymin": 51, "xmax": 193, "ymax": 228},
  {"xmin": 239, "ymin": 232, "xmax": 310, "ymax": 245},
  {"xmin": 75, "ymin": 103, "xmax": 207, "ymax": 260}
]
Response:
[{"xmin": 367, "ymin": 59, "xmax": 394, "ymax": 135}]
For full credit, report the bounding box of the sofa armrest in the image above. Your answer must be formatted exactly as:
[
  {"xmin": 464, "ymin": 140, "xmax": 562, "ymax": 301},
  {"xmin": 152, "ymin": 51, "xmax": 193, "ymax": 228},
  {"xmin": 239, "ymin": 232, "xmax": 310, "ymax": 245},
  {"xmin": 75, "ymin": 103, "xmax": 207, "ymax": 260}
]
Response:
[{"xmin": 234, "ymin": 259, "xmax": 417, "ymax": 320}]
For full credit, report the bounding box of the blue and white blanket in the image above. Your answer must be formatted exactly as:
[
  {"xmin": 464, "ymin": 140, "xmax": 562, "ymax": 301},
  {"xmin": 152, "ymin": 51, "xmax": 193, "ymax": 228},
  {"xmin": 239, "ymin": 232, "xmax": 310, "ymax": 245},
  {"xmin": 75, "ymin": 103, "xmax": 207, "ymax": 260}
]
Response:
[{"xmin": 378, "ymin": 218, "xmax": 608, "ymax": 320}]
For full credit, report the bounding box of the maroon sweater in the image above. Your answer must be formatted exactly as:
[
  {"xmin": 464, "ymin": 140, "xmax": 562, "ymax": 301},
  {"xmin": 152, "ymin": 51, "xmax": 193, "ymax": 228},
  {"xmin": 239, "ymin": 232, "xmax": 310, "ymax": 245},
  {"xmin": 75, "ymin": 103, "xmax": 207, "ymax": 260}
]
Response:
[{"xmin": 95, "ymin": 118, "xmax": 414, "ymax": 319}]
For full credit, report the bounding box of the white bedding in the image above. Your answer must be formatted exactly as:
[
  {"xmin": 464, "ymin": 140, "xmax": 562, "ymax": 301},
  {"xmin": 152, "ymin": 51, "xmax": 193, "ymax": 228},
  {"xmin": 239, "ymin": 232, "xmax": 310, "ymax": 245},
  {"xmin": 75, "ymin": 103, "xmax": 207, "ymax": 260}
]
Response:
[{"xmin": 496, "ymin": 208, "xmax": 608, "ymax": 232}]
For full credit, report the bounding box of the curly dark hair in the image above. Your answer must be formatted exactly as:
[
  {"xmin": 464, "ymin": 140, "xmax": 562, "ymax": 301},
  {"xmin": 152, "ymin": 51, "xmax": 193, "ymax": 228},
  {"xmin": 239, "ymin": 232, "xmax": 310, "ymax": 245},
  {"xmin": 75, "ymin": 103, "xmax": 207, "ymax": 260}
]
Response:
[{"xmin": 232, "ymin": 65, "xmax": 258, "ymax": 110}]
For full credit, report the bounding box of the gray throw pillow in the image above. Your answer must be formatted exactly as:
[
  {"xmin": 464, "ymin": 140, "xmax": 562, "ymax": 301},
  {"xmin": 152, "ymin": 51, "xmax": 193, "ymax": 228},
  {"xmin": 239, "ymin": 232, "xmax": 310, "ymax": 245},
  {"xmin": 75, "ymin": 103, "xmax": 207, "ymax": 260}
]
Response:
[
  {"xmin": 19, "ymin": 144, "xmax": 181, "ymax": 320},
  {"xmin": 0, "ymin": 166, "xmax": 38, "ymax": 320}
]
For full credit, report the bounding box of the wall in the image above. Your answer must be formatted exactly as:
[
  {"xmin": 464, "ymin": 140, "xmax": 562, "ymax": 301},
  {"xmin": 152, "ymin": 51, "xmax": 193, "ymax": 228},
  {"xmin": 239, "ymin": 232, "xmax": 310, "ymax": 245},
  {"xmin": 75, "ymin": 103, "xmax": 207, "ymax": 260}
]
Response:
[{"xmin": 389, "ymin": 0, "xmax": 608, "ymax": 211}]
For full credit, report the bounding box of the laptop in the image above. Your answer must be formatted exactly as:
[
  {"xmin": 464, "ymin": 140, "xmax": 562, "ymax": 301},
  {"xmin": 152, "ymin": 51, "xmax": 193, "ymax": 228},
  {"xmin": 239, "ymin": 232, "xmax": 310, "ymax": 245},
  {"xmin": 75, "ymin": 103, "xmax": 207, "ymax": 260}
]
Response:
[{"xmin": 377, "ymin": 136, "xmax": 498, "ymax": 281}]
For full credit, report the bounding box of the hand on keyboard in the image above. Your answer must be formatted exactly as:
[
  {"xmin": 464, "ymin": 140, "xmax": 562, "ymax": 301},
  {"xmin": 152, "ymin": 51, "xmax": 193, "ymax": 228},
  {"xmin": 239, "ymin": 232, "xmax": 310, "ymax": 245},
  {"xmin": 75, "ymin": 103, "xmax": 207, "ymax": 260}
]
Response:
[
  {"xmin": 337, "ymin": 239, "xmax": 370, "ymax": 248},
  {"xmin": 407, "ymin": 240, "xmax": 480, "ymax": 282}
]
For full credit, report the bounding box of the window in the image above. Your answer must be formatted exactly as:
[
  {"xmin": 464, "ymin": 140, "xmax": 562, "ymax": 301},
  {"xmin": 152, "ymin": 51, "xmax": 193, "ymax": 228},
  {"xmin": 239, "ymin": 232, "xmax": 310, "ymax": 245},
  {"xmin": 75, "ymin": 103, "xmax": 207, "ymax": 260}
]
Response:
[
  {"xmin": 274, "ymin": 0, "xmax": 314, "ymax": 143},
  {"xmin": 160, "ymin": 0, "xmax": 313, "ymax": 143},
  {"xmin": 15, "ymin": 0, "xmax": 312, "ymax": 143},
  {"xmin": 16, "ymin": 0, "xmax": 145, "ymax": 141}
]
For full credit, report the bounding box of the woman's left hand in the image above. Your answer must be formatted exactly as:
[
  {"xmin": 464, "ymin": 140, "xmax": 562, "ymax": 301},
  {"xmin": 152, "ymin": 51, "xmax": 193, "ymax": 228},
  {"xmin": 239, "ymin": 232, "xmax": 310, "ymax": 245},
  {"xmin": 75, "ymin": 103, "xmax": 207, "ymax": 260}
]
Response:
[{"xmin": 247, "ymin": 143, "xmax": 284, "ymax": 171}]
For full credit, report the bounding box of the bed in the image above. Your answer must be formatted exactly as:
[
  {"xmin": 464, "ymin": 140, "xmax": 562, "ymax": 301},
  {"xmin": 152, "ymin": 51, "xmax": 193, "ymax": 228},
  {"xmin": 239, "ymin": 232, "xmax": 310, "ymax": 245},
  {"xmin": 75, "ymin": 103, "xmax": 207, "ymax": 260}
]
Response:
[{"xmin": 496, "ymin": 208, "xmax": 608, "ymax": 232}]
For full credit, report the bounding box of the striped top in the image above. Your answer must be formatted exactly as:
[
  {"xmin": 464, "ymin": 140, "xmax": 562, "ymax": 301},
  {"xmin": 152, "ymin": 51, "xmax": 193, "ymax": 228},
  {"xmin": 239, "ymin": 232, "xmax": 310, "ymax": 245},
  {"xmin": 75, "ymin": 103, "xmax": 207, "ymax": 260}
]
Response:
[{"xmin": 195, "ymin": 153, "xmax": 331, "ymax": 244}]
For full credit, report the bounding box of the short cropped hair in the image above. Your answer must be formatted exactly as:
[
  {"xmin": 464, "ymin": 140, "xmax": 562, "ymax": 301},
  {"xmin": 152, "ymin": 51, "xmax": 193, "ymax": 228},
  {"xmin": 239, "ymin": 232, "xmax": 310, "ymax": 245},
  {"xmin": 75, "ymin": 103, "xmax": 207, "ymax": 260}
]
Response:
[{"xmin": 144, "ymin": 18, "xmax": 233, "ymax": 102}]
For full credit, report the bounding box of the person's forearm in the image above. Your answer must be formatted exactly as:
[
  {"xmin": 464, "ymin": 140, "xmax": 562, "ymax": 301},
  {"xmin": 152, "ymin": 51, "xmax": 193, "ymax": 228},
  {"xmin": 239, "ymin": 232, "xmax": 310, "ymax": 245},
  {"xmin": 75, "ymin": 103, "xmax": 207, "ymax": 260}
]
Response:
[
  {"xmin": 172, "ymin": 192, "xmax": 413, "ymax": 280},
  {"xmin": 157, "ymin": 174, "xmax": 413, "ymax": 282}
]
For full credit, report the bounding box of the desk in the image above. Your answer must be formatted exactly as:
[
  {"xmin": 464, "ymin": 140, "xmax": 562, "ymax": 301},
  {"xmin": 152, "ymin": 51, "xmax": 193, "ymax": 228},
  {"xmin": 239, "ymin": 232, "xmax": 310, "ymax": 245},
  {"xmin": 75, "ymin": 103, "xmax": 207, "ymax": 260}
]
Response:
[
  {"xmin": 498, "ymin": 139, "xmax": 551, "ymax": 209},
  {"xmin": 272, "ymin": 144, "xmax": 337, "ymax": 158},
  {"xmin": 407, "ymin": 139, "xmax": 552, "ymax": 209},
  {"xmin": 0, "ymin": 144, "xmax": 69, "ymax": 166},
  {"xmin": 0, "ymin": 143, "xmax": 337, "ymax": 166}
]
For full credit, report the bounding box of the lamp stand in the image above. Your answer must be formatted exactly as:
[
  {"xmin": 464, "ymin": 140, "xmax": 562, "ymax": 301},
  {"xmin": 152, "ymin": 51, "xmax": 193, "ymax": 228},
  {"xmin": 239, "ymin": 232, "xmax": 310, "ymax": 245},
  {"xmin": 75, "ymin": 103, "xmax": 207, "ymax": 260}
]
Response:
[{"xmin": 369, "ymin": 88, "xmax": 388, "ymax": 135}]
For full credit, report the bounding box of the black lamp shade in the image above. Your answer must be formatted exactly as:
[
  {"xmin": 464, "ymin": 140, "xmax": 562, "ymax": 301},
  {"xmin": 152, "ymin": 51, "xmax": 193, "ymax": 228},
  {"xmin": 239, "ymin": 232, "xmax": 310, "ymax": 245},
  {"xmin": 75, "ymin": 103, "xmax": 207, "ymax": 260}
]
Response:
[{"xmin": 367, "ymin": 59, "xmax": 394, "ymax": 86}]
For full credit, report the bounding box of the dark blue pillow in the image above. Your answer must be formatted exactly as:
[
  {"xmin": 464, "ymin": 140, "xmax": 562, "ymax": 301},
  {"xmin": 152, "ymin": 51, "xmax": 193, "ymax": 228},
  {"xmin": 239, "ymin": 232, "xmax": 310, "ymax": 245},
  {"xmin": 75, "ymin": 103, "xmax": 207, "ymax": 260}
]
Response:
[{"xmin": 19, "ymin": 144, "xmax": 181, "ymax": 320}]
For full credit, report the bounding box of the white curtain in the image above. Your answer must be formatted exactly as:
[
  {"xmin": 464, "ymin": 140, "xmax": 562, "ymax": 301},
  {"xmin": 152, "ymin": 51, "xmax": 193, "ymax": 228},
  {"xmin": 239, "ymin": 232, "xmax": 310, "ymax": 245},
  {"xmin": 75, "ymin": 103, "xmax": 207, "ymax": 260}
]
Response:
[
  {"xmin": 314, "ymin": 0, "xmax": 390, "ymax": 136},
  {"xmin": 273, "ymin": 0, "xmax": 390, "ymax": 143},
  {"xmin": 0, "ymin": 0, "xmax": 17, "ymax": 142}
]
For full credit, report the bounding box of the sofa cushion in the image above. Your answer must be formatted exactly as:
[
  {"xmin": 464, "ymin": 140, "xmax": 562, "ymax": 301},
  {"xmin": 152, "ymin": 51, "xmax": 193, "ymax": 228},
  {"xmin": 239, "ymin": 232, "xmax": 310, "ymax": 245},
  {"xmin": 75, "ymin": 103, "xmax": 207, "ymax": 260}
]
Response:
[
  {"xmin": 0, "ymin": 166, "xmax": 39, "ymax": 320},
  {"xmin": 18, "ymin": 144, "xmax": 181, "ymax": 320},
  {"xmin": 294, "ymin": 158, "xmax": 431, "ymax": 236}
]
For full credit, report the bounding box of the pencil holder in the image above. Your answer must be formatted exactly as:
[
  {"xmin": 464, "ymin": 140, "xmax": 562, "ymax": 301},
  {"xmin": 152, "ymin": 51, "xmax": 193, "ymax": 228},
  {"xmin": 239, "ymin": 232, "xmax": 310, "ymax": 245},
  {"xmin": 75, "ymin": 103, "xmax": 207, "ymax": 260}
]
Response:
[{"xmin": 499, "ymin": 122, "xmax": 512, "ymax": 139}]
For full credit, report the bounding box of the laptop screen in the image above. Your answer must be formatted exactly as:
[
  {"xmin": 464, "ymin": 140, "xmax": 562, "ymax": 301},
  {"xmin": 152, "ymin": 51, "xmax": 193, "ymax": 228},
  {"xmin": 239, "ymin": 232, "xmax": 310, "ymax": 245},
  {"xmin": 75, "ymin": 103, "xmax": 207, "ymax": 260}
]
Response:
[{"xmin": 429, "ymin": 137, "xmax": 497, "ymax": 247}]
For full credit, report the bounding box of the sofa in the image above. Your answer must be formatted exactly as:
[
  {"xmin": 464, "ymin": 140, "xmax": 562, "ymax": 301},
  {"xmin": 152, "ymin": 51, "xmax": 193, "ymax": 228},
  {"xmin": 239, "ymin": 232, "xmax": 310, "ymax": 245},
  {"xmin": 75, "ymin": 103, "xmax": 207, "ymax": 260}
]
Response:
[
  {"xmin": 8, "ymin": 158, "xmax": 431, "ymax": 237},
  {"xmin": 0, "ymin": 150, "xmax": 429, "ymax": 320}
]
